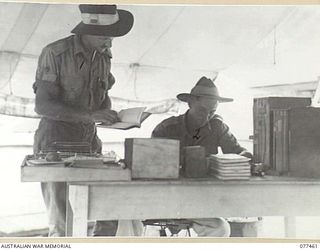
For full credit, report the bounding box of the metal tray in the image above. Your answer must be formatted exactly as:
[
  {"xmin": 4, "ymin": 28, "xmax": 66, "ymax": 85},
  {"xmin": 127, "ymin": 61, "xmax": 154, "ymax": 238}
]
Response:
[{"xmin": 21, "ymin": 155, "xmax": 131, "ymax": 182}]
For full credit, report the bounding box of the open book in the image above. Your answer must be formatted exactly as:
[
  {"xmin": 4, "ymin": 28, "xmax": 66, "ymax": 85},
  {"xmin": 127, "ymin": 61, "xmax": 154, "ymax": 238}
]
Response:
[{"xmin": 97, "ymin": 107, "xmax": 151, "ymax": 130}]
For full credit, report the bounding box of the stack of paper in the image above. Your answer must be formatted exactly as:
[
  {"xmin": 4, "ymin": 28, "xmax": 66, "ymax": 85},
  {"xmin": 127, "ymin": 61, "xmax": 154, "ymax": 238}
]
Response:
[{"xmin": 207, "ymin": 154, "xmax": 251, "ymax": 180}]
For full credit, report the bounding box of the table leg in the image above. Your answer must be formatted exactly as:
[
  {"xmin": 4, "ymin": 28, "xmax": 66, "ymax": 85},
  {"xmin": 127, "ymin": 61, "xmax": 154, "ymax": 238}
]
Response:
[
  {"xmin": 66, "ymin": 184, "xmax": 89, "ymax": 237},
  {"xmin": 66, "ymin": 185, "xmax": 72, "ymax": 236},
  {"xmin": 284, "ymin": 216, "xmax": 296, "ymax": 238}
]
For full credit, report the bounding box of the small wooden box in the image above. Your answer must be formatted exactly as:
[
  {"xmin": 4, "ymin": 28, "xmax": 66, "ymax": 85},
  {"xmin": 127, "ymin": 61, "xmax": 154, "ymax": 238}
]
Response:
[
  {"xmin": 125, "ymin": 138, "xmax": 180, "ymax": 179},
  {"xmin": 182, "ymin": 146, "xmax": 207, "ymax": 178}
]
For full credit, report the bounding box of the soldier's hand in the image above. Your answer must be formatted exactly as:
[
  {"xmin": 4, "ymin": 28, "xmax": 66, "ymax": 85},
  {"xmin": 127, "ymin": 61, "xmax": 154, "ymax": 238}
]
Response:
[
  {"xmin": 92, "ymin": 109, "xmax": 119, "ymax": 125},
  {"xmin": 239, "ymin": 150, "xmax": 253, "ymax": 160}
]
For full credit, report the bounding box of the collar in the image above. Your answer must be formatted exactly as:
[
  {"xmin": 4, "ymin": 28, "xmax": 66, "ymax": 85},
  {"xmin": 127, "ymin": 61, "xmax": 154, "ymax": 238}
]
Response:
[
  {"xmin": 184, "ymin": 111, "xmax": 216, "ymax": 144},
  {"xmin": 105, "ymin": 48, "xmax": 112, "ymax": 58},
  {"xmin": 74, "ymin": 35, "xmax": 88, "ymax": 56},
  {"xmin": 183, "ymin": 110, "xmax": 213, "ymax": 134},
  {"xmin": 74, "ymin": 35, "xmax": 113, "ymax": 59}
]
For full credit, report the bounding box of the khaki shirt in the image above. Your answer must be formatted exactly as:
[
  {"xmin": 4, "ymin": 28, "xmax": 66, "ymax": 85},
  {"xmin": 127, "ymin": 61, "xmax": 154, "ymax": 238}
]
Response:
[
  {"xmin": 152, "ymin": 111, "xmax": 248, "ymax": 156},
  {"xmin": 33, "ymin": 35, "xmax": 114, "ymax": 153},
  {"xmin": 33, "ymin": 35, "xmax": 115, "ymax": 111}
]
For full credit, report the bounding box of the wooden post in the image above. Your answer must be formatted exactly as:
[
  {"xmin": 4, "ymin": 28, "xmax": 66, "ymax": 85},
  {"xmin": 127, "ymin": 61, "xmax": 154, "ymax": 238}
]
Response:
[{"xmin": 66, "ymin": 184, "xmax": 89, "ymax": 237}]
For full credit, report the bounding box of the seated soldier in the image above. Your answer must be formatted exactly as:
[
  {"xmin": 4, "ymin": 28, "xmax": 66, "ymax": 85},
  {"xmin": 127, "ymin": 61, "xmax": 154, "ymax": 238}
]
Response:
[{"xmin": 151, "ymin": 76, "xmax": 254, "ymax": 237}]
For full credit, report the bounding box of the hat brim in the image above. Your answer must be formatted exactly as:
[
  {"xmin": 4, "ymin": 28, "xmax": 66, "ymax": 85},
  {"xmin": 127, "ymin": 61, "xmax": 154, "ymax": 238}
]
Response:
[
  {"xmin": 177, "ymin": 93, "xmax": 233, "ymax": 103},
  {"xmin": 71, "ymin": 9, "xmax": 134, "ymax": 37}
]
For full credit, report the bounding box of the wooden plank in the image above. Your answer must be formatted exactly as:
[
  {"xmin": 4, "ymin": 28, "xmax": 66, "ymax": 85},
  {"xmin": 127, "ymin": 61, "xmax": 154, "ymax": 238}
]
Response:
[
  {"xmin": 67, "ymin": 185, "xmax": 89, "ymax": 237},
  {"xmin": 273, "ymin": 109, "xmax": 289, "ymax": 175},
  {"xmin": 85, "ymin": 181, "xmax": 320, "ymax": 220},
  {"xmin": 21, "ymin": 166, "xmax": 131, "ymax": 182}
]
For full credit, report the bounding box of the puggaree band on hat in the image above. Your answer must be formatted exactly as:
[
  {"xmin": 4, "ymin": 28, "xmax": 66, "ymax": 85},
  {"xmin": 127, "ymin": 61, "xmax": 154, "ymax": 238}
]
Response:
[{"xmin": 71, "ymin": 4, "xmax": 134, "ymax": 37}]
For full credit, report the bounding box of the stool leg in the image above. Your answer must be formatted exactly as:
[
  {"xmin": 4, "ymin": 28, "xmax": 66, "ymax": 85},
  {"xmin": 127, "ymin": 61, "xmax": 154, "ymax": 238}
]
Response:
[
  {"xmin": 160, "ymin": 227, "xmax": 167, "ymax": 237},
  {"xmin": 187, "ymin": 226, "xmax": 191, "ymax": 237},
  {"xmin": 142, "ymin": 225, "xmax": 148, "ymax": 236}
]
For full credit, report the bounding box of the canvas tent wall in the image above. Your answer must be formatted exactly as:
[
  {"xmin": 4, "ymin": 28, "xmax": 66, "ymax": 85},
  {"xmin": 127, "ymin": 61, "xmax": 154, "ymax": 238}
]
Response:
[{"xmin": 1, "ymin": 3, "xmax": 320, "ymax": 139}]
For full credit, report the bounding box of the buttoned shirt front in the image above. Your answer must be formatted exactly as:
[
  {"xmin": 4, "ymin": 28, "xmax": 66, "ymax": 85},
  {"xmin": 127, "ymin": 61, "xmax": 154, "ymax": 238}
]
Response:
[{"xmin": 33, "ymin": 35, "xmax": 115, "ymax": 153}]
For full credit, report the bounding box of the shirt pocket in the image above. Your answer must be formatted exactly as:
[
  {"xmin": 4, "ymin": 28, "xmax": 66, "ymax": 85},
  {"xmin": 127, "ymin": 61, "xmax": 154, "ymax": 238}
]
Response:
[{"xmin": 60, "ymin": 74, "xmax": 85, "ymax": 103}]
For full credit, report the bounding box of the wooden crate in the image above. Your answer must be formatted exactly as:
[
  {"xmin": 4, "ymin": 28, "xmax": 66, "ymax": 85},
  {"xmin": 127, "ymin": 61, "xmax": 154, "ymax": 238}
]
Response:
[
  {"xmin": 125, "ymin": 138, "xmax": 180, "ymax": 179},
  {"xmin": 21, "ymin": 155, "xmax": 131, "ymax": 182},
  {"xmin": 253, "ymin": 97, "xmax": 311, "ymax": 169},
  {"xmin": 273, "ymin": 107, "xmax": 320, "ymax": 178}
]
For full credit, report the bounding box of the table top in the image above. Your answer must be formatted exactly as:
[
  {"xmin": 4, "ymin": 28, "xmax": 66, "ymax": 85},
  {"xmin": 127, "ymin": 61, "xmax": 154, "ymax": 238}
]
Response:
[
  {"xmin": 69, "ymin": 175, "xmax": 320, "ymax": 186},
  {"xmin": 67, "ymin": 174, "xmax": 320, "ymax": 222}
]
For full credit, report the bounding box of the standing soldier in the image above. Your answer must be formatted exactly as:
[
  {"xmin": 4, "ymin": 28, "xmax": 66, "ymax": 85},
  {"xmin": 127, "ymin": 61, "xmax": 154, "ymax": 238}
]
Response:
[{"xmin": 33, "ymin": 4, "xmax": 134, "ymax": 236}]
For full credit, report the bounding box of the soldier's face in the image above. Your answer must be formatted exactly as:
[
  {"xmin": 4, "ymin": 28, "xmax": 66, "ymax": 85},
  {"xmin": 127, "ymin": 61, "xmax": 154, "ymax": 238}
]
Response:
[
  {"xmin": 83, "ymin": 35, "xmax": 114, "ymax": 53},
  {"xmin": 189, "ymin": 96, "xmax": 219, "ymax": 124}
]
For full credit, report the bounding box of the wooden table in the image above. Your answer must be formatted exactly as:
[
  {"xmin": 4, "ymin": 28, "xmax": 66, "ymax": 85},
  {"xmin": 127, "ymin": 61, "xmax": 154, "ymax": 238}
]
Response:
[{"xmin": 66, "ymin": 176, "xmax": 320, "ymax": 237}]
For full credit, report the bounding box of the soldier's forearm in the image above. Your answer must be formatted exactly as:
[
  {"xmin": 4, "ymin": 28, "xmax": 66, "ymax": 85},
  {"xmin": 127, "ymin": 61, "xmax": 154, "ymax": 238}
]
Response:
[{"xmin": 35, "ymin": 98, "xmax": 92, "ymax": 123}]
